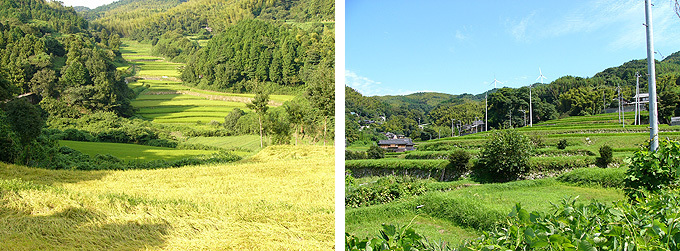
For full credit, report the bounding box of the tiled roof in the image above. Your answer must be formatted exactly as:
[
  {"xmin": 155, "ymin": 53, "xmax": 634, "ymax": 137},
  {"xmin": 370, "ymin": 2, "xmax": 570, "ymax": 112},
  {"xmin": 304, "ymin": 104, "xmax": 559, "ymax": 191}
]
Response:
[{"xmin": 378, "ymin": 138, "xmax": 414, "ymax": 145}]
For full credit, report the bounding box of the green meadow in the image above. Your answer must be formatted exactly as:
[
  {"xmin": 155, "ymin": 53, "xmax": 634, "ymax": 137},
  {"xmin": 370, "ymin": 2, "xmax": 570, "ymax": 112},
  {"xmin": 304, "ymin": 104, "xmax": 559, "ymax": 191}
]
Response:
[
  {"xmin": 184, "ymin": 135, "xmax": 263, "ymax": 152},
  {"xmin": 59, "ymin": 140, "xmax": 216, "ymax": 161}
]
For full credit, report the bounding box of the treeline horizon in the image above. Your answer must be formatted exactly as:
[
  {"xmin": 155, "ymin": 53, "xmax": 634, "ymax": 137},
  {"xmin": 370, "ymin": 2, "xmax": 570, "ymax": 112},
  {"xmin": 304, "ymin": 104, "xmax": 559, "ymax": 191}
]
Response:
[{"xmin": 346, "ymin": 52, "xmax": 680, "ymax": 143}]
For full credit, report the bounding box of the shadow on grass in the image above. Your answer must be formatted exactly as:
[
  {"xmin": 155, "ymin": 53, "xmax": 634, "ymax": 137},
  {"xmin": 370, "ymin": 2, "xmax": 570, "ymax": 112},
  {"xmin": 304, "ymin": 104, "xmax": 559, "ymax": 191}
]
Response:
[
  {"xmin": 0, "ymin": 206, "xmax": 170, "ymax": 250},
  {"xmin": 0, "ymin": 162, "xmax": 110, "ymax": 186}
]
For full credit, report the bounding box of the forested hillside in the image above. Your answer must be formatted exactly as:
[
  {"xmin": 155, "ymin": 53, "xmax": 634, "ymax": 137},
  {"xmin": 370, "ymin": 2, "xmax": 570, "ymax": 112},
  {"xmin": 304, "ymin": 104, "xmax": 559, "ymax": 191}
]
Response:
[
  {"xmin": 181, "ymin": 19, "xmax": 333, "ymax": 93},
  {"xmin": 347, "ymin": 53, "xmax": 680, "ymax": 144},
  {"xmin": 79, "ymin": 0, "xmax": 334, "ymax": 41},
  {"xmin": 0, "ymin": 0, "xmax": 132, "ymax": 117}
]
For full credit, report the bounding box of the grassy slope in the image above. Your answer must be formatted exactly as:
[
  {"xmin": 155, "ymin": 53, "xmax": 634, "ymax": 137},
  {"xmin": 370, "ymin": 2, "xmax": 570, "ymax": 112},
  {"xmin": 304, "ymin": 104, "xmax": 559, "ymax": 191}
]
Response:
[
  {"xmin": 345, "ymin": 179, "xmax": 624, "ymax": 245},
  {"xmin": 345, "ymin": 112, "xmax": 659, "ymax": 245},
  {"xmin": 0, "ymin": 145, "xmax": 334, "ymax": 250},
  {"xmin": 59, "ymin": 140, "xmax": 216, "ymax": 161}
]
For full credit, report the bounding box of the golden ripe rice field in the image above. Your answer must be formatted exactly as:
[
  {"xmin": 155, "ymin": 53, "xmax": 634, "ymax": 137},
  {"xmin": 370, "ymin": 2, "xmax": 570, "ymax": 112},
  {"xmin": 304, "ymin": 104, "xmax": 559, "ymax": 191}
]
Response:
[{"xmin": 0, "ymin": 145, "xmax": 334, "ymax": 250}]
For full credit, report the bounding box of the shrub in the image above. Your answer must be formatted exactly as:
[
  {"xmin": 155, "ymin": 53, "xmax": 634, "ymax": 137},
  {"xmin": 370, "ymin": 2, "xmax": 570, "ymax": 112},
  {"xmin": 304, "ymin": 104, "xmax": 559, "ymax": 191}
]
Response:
[
  {"xmin": 556, "ymin": 139, "xmax": 568, "ymax": 149},
  {"xmin": 345, "ymin": 150, "xmax": 368, "ymax": 160},
  {"xmin": 595, "ymin": 145, "xmax": 613, "ymax": 168},
  {"xmin": 474, "ymin": 129, "xmax": 532, "ymax": 182},
  {"xmin": 447, "ymin": 149, "xmax": 470, "ymax": 178},
  {"xmin": 530, "ymin": 135, "xmax": 544, "ymax": 148},
  {"xmin": 366, "ymin": 144, "xmax": 385, "ymax": 159},
  {"xmin": 345, "ymin": 176, "xmax": 427, "ymax": 208},
  {"xmin": 625, "ymin": 139, "xmax": 680, "ymax": 201}
]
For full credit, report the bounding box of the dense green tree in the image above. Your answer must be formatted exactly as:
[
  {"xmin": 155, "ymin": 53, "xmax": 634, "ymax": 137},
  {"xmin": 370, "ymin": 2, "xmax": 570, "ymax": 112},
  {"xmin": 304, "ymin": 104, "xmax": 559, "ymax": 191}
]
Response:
[
  {"xmin": 266, "ymin": 107, "xmax": 290, "ymax": 145},
  {"xmin": 0, "ymin": 110, "xmax": 20, "ymax": 163},
  {"xmin": 2, "ymin": 98, "xmax": 46, "ymax": 164},
  {"xmin": 224, "ymin": 108, "xmax": 246, "ymax": 131},
  {"xmin": 246, "ymin": 91, "xmax": 270, "ymax": 148},
  {"xmin": 284, "ymin": 97, "xmax": 312, "ymax": 145},
  {"xmin": 305, "ymin": 64, "xmax": 334, "ymax": 145},
  {"xmin": 660, "ymin": 89, "xmax": 680, "ymax": 124}
]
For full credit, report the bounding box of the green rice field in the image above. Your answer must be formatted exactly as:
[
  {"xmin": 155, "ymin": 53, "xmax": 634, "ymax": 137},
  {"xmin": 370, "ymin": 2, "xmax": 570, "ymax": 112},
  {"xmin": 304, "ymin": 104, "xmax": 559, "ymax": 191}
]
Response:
[
  {"xmin": 59, "ymin": 140, "xmax": 216, "ymax": 161},
  {"xmin": 184, "ymin": 135, "xmax": 262, "ymax": 153},
  {"xmin": 119, "ymin": 39, "xmax": 294, "ymax": 125}
]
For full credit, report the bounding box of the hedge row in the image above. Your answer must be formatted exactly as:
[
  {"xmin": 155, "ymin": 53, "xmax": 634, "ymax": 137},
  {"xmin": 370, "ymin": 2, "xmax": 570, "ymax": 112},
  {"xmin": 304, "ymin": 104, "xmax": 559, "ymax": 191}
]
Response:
[
  {"xmin": 345, "ymin": 159, "xmax": 448, "ymax": 170},
  {"xmin": 532, "ymin": 148, "xmax": 595, "ymax": 157}
]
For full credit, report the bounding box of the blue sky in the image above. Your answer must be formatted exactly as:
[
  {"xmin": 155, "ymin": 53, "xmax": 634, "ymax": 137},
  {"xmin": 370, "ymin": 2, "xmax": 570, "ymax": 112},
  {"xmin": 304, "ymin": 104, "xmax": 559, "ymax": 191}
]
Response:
[{"xmin": 346, "ymin": 0, "xmax": 680, "ymax": 96}]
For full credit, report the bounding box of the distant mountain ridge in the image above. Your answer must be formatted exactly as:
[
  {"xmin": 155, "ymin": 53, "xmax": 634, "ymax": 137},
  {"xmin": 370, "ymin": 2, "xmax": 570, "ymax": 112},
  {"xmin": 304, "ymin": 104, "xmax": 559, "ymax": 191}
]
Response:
[{"xmin": 365, "ymin": 51, "xmax": 680, "ymax": 109}]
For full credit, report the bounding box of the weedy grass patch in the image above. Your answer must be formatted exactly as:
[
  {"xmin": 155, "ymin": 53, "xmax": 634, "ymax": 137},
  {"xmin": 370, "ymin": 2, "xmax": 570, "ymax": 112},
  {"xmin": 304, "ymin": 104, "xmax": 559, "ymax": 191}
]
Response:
[{"xmin": 0, "ymin": 145, "xmax": 334, "ymax": 250}]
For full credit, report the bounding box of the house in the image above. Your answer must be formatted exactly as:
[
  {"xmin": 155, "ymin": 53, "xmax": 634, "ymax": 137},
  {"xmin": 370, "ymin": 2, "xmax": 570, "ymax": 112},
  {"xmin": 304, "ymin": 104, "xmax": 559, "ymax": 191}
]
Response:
[
  {"xmin": 632, "ymin": 93, "xmax": 650, "ymax": 104},
  {"xmin": 672, "ymin": 117, "xmax": 680, "ymax": 126},
  {"xmin": 378, "ymin": 138, "xmax": 415, "ymax": 152},
  {"xmin": 460, "ymin": 120, "xmax": 486, "ymax": 135}
]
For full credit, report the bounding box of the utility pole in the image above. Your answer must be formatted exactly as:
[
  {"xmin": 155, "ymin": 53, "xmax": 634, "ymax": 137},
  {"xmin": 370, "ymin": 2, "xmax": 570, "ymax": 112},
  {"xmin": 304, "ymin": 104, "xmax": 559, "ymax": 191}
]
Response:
[
  {"xmin": 485, "ymin": 93, "xmax": 488, "ymax": 131},
  {"xmin": 451, "ymin": 119, "xmax": 454, "ymax": 138},
  {"xmin": 529, "ymin": 85, "xmax": 532, "ymax": 127},
  {"xmin": 635, "ymin": 72, "xmax": 641, "ymax": 125},
  {"xmin": 617, "ymin": 81, "xmax": 621, "ymax": 123},
  {"xmin": 645, "ymin": 0, "xmax": 659, "ymax": 151}
]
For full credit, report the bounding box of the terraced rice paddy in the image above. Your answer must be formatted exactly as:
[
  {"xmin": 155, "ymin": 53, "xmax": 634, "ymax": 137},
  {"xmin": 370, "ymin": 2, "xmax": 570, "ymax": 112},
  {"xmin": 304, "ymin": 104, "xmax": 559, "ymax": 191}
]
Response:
[
  {"xmin": 120, "ymin": 40, "xmax": 294, "ymax": 125},
  {"xmin": 130, "ymin": 81, "xmax": 252, "ymax": 124}
]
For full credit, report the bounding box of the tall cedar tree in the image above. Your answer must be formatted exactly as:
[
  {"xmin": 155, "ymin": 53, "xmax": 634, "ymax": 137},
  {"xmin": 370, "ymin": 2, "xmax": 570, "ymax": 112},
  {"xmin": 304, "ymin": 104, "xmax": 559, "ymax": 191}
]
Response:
[{"xmin": 247, "ymin": 92, "xmax": 269, "ymax": 148}]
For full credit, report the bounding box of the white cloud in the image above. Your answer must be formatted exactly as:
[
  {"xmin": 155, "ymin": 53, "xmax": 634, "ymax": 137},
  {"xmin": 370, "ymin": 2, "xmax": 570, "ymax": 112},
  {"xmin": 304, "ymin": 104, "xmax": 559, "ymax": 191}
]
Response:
[
  {"xmin": 507, "ymin": 11, "xmax": 536, "ymax": 41},
  {"xmin": 455, "ymin": 30, "xmax": 468, "ymax": 41},
  {"xmin": 345, "ymin": 70, "xmax": 436, "ymax": 96},
  {"xmin": 532, "ymin": 0, "xmax": 680, "ymax": 50},
  {"xmin": 345, "ymin": 70, "xmax": 385, "ymax": 96}
]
